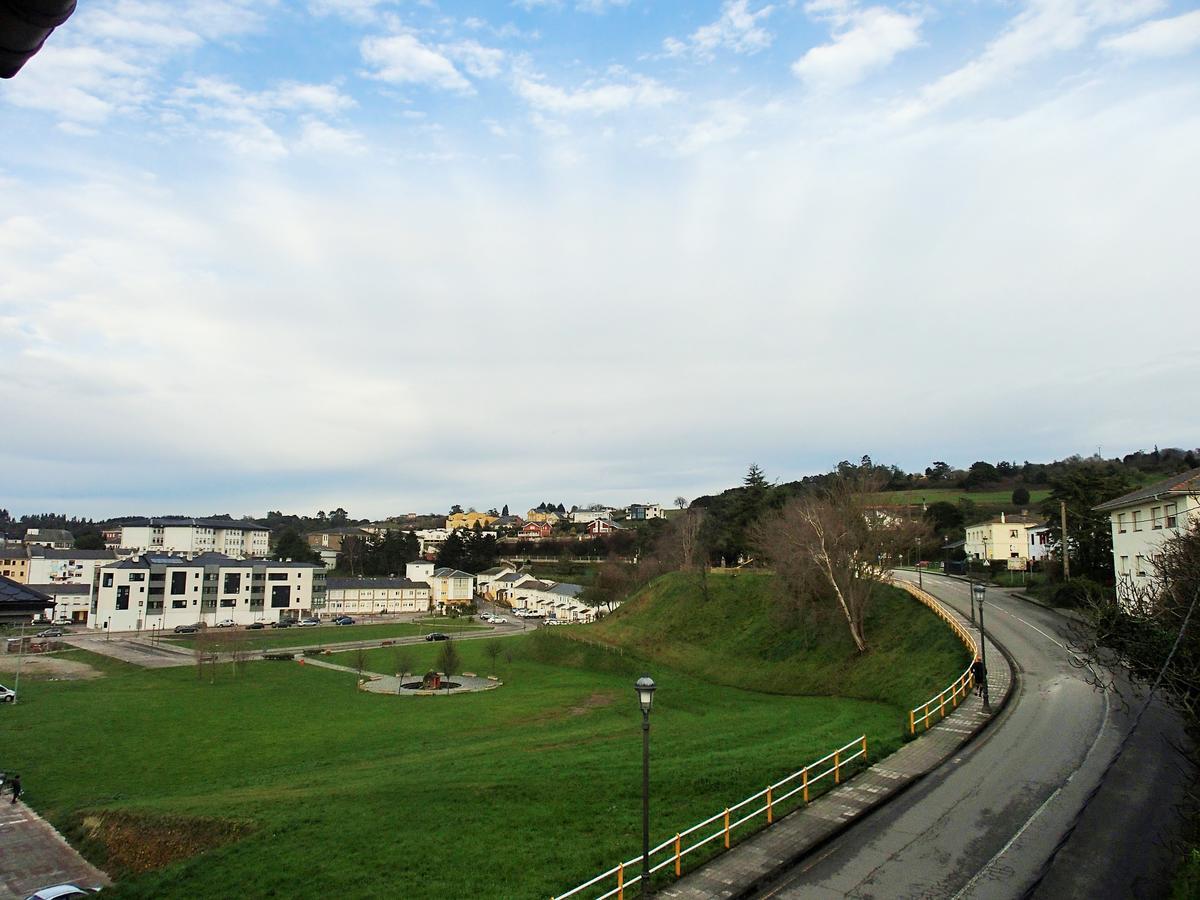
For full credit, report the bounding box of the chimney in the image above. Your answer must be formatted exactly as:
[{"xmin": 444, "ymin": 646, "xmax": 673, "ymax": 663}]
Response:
[{"xmin": 1000, "ymin": 512, "xmax": 1006, "ymax": 523}]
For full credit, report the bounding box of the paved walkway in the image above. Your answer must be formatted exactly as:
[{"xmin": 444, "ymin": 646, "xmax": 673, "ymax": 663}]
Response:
[
  {"xmin": 657, "ymin": 585, "xmax": 1013, "ymax": 899},
  {"xmin": 0, "ymin": 801, "xmax": 109, "ymax": 900}
]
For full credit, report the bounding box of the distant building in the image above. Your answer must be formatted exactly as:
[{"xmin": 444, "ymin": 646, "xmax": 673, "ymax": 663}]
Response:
[
  {"xmin": 429, "ymin": 567, "xmax": 475, "ymax": 611},
  {"xmin": 521, "ymin": 521, "xmax": 552, "ymax": 539},
  {"xmin": 446, "ymin": 512, "xmax": 498, "ymax": 531},
  {"xmin": 111, "ymin": 518, "xmax": 271, "ymax": 558},
  {"xmin": 0, "ymin": 546, "xmax": 30, "ymax": 583},
  {"xmin": 587, "ymin": 518, "xmax": 624, "ymax": 536},
  {"xmin": 22, "ymin": 528, "xmax": 74, "ymax": 549},
  {"xmin": 26, "ymin": 547, "xmax": 116, "ymax": 586},
  {"xmin": 627, "ymin": 504, "xmax": 664, "ymax": 521},
  {"xmin": 324, "ymin": 577, "xmax": 431, "ymax": 615},
  {"xmin": 26, "ymin": 583, "xmax": 90, "ymax": 623},
  {"xmin": 964, "ymin": 513, "xmax": 1041, "ymax": 562},
  {"xmin": 91, "ymin": 553, "xmax": 325, "ymax": 630},
  {"xmin": 570, "ymin": 508, "xmax": 616, "ymax": 524},
  {"xmin": 1027, "ymin": 526, "xmax": 1054, "ymax": 562},
  {"xmin": 1095, "ymin": 467, "xmax": 1200, "ymax": 604},
  {"xmin": 0, "ymin": 577, "xmax": 52, "ymax": 626},
  {"xmin": 306, "ymin": 527, "xmax": 372, "ymax": 552}
]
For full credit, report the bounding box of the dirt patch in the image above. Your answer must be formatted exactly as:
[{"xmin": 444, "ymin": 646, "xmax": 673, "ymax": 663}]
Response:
[
  {"xmin": 567, "ymin": 690, "xmax": 616, "ymax": 716},
  {"xmin": 73, "ymin": 810, "xmax": 253, "ymax": 875},
  {"xmin": 0, "ymin": 653, "xmax": 102, "ymax": 680}
]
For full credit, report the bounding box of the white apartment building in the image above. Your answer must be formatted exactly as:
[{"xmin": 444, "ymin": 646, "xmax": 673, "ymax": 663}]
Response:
[
  {"xmin": 26, "ymin": 583, "xmax": 90, "ymax": 623},
  {"xmin": 324, "ymin": 577, "xmax": 432, "ymax": 615},
  {"xmin": 1095, "ymin": 468, "xmax": 1200, "ymax": 604},
  {"xmin": 570, "ymin": 508, "xmax": 616, "ymax": 524},
  {"xmin": 112, "ymin": 519, "xmax": 271, "ymax": 558},
  {"xmin": 91, "ymin": 553, "xmax": 326, "ymax": 631},
  {"xmin": 964, "ymin": 513, "xmax": 1041, "ymax": 562},
  {"xmin": 506, "ymin": 580, "xmax": 599, "ymax": 622},
  {"xmin": 26, "ymin": 547, "xmax": 116, "ymax": 586},
  {"xmin": 23, "ymin": 528, "xmax": 74, "ymax": 549}
]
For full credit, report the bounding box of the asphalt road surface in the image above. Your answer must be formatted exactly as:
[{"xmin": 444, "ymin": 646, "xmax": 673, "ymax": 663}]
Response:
[{"xmin": 748, "ymin": 571, "xmax": 1190, "ymax": 900}]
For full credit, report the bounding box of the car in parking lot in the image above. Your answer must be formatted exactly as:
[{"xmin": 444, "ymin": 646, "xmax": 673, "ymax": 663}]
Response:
[
  {"xmin": 35, "ymin": 628, "xmax": 65, "ymax": 638},
  {"xmin": 490, "ymin": 616, "xmax": 507, "ymax": 624},
  {"xmin": 215, "ymin": 619, "xmax": 236, "ymax": 628},
  {"xmin": 298, "ymin": 617, "xmax": 320, "ymax": 627},
  {"xmin": 270, "ymin": 619, "xmax": 295, "ymax": 628},
  {"xmin": 173, "ymin": 623, "xmax": 202, "ymax": 634},
  {"xmin": 0, "ymin": 683, "xmax": 16, "ymax": 703},
  {"xmin": 332, "ymin": 616, "xmax": 354, "ymax": 625},
  {"xmin": 245, "ymin": 621, "xmax": 266, "ymax": 630},
  {"xmin": 425, "ymin": 632, "xmax": 451, "ymax": 642},
  {"xmin": 52, "ymin": 617, "xmax": 73, "ymax": 626},
  {"xmin": 480, "ymin": 612, "xmax": 494, "ymax": 622}
]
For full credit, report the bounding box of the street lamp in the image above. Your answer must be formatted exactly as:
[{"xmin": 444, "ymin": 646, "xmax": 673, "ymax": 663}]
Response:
[
  {"xmin": 917, "ymin": 536, "xmax": 923, "ymax": 589},
  {"xmin": 971, "ymin": 582, "xmax": 991, "ymax": 714},
  {"xmin": 635, "ymin": 675, "xmax": 656, "ymax": 896}
]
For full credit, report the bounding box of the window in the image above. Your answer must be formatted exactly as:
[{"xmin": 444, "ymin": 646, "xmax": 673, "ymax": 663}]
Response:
[
  {"xmin": 1010, "ymin": 529, "xmax": 1019, "ymax": 539},
  {"xmin": 1119, "ymin": 556, "xmax": 1129, "ymax": 574},
  {"xmin": 129, "ymin": 572, "xmax": 146, "ymax": 582},
  {"xmin": 102, "ymin": 573, "xmax": 114, "ymax": 587},
  {"xmin": 1166, "ymin": 503, "xmax": 1178, "ymax": 528},
  {"xmin": 223, "ymin": 572, "xmax": 242, "ymax": 593},
  {"xmin": 172, "ymin": 599, "xmax": 187, "ymax": 609},
  {"xmin": 268, "ymin": 573, "xmax": 288, "ymax": 581},
  {"xmin": 1117, "ymin": 513, "xmax": 1126, "ymax": 533},
  {"xmin": 1132, "ymin": 510, "xmax": 1141, "ymax": 532},
  {"xmin": 1136, "ymin": 555, "xmax": 1147, "ymax": 577},
  {"xmin": 220, "ymin": 599, "xmax": 236, "ymax": 607},
  {"xmin": 1151, "ymin": 507, "xmax": 1162, "ymax": 530},
  {"xmin": 116, "ymin": 586, "xmax": 130, "ymax": 610},
  {"xmin": 270, "ymin": 585, "xmax": 291, "ymax": 608},
  {"xmin": 171, "ymin": 571, "xmax": 187, "ymax": 594}
]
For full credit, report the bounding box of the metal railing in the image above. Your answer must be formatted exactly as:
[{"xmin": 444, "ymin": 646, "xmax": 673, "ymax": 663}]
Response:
[
  {"xmin": 898, "ymin": 581, "xmax": 978, "ymax": 734},
  {"xmin": 553, "ymin": 734, "xmax": 868, "ymax": 900}
]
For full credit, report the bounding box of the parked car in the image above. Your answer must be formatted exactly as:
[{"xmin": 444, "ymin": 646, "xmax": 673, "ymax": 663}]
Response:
[
  {"xmin": 215, "ymin": 619, "xmax": 236, "ymax": 628},
  {"xmin": 544, "ymin": 619, "xmax": 562, "ymax": 626},
  {"xmin": 425, "ymin": 632, "xmax": 450, "ymax": 642},
  {"xmin": 332, "ymin": 616, "xmax": 355, "ymax": 625},
  {"xmin": 491, "ymin": 616, "xmax": 507, "ymax": 624},
  {"xmin": 480, "ymin": 612, "xmax": 494, "ymax": 622},
  {"xmin": 173, "ymin": 624, "xmax": 200, "ymax": 634},
  {"xmin": 245, "ymin": 622, "xmax": 266, "ymax": 630},
  {"xmin": 52, "ymin": 617, "xmax": 73, "ymax": 626},
  {"xmin": 270, "ymin": 619, "xmax": 293, "ymax": 628},
  {"xmin": 0, "ymin": 683, "xmax": 16, "ymax": 703},
  {"xmin": 23, "ymin": 884, "xmax": 98, "ymax": 900},
  {"xmin": 35, "ymin": 628, "xmax": 64, "ymax": 638},
  {"xmin": 298, "ymin": 617, "xmax": 320, "ymax": 627}
]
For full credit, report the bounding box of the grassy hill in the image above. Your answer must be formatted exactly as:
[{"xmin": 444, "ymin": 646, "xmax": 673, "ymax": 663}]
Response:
[
  {"xmin": 562, "ymin": 571, "xmax": 970, "ymax": 713},
  {"xmin": 867, "ymin": 487, "xmax": 1051, "ymax": 508}
]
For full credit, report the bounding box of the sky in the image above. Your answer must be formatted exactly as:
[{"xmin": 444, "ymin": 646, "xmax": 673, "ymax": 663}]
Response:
[{"xmin": 1, "ymin": 0, "xmax": 1198, "ymax": 520}]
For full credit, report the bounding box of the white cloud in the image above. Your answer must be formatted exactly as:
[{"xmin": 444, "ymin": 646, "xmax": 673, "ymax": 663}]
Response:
[
  {"xmin": 793, "ymin": 5, "xmax": 921, "ymax": 88},
  {"xmin": 576, "ymin": 0, "xmax": 632, "ymax": 12},
  {"xmin": 297, "ymin": 119, "xmax": 367, "ymax": 155},
  {"xmin": 514, "ymin": 71, "xmax": 681, "ymax": 114},
  {"xmin": 361, "ymin": 33, "xmax": 474, "ymax": 92},
  {"xmin": 443, "ymin": 40, "xmax": 506, "ymax": 79},
  {"xmin": 664, "ymin": 0, "xmax": 774, "ymax": 59},
  {"xmin": 896, "ymin": 0, "xmax": 1166, "ymax": 121},
  {"xmin": 1101, "ymin": 10, "xmax": 1200, "ymax": 58},
  {"xmin": 3, "ymin": 45, "xmax": 150, "ymax": 124},
  {"xmin": 307, "ymin": 0, "xmax": 395, "ymax": 23}
]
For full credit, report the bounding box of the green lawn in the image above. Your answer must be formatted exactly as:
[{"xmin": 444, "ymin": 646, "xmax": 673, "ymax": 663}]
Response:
[
  {"xmin": 868, "ymin": 488, "xmax": 1051, "ymax": 507},
  {"xmin": 1, "ymin": 574, "xmax": 968, "ymax": 899},
  {"xmin": 165, "ymin": 621, "xmax": 487, "ymax": 652}
]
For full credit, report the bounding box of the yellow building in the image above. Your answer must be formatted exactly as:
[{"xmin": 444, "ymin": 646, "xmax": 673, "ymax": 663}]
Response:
[
  {"xmin": 445, "ymin": 511, "xmax": 498, "ymax": 531},
  {"xmin": 964, "ymin": 512, "xmax": 1041, "ymax": 562},
  {"xmin": 525, "ymin": 509, "xmax": 562, "ymax": 525},
  {"xmin": 0, "ymin": 546, "xmax": 29, "ymax": 582}
]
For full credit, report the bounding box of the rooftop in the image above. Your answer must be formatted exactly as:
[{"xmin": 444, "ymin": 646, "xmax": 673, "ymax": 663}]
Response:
[
  {"xmin": 1094, "ymin": 467, "xmax": 1200, "ymax": 512},
  {"xmin": 0, "ymin": 576, "xmax": 53, "ymax": 608},
  {"xmin": 326, "ymin": 577, "xmax": 429, "ymax": 590}
]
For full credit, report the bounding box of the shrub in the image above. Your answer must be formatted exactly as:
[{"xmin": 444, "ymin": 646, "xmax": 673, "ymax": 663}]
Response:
[
  {"xmin": 1012, "ymin": 486, "xmax": 1031, "ymax": 506},
  {"xmin": 1052, "ymin": 577, "xmax": 1104, "ymax": 608}
]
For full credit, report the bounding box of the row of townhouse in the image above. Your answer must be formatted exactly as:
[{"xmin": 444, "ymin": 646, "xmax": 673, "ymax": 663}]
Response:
[
  {"xmin": 478, "ymin": 566, "xmax": 604, "ymax": 622},
  {"xmin": 324, "ymin": 562, "xmax": 476, "ymax": 615},
  {"xmin": 103, "ymin": 518, "xmax": 272, "ymax": 557},
  {"xmin": 1095, "ymin": 467, "xmax": 1200, "ymax": 604},
  {"xmin": 90, "ymin": 553, "xmax": 326, "ymax": 631}
]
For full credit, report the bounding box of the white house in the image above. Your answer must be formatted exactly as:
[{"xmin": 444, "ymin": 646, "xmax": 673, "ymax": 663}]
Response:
[
  {"xmin": 476, "ymin": 565, "xmax": 516, "ymax": 597},
  {"xmin": 507, "ymin": 580, "xmax": 599, "ymax": 622},
  {"xmin": 964, "ymin": 513, "xmax": 1041, "ymax": 562},
  {"xmin": 1027, "ymin": 526, "xmax": 1054, "ymax": 562},
  {"xmin": 91, "ymin": 553, "xmax": 326, "ymax": 631},
  {"xmin": 570, "ymin": 508, "xmax": 616, "ymax": 524},
  {"xmin": 324, "ymin": 577, "xmax": 432, "ymax": 615},
  {"xmin": 626, "ymin": 503, "xmax": 664, "ymax": 521},
  {"xmin": 429, "ymin": 567, "xmax": 475, "ymax": 611},
  {"xmin": 26, "ymin": 583, "xmax": 90, "ymax": 623},
  {"xmin": 1095, "ymin": 467, "xmax": 1200, "ymax": 604}
]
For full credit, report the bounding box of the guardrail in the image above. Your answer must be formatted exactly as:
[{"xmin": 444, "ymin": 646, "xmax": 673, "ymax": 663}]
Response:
[
  {"xmin": 553, "ymin": 734, "xmax": 867, "ymax": 900},
  {"xmin": 898, "ymin": 581, "xmax": 978, "ymax": 735}
]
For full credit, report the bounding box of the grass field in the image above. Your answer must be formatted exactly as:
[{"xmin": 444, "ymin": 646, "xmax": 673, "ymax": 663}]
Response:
[
  {"xmin": 2, "ymin": 573, "xmax": 968, "ymax": 899},
  {"xmin": 164, "ymin": 620, "xmax": 488, "ymax": 651},
  {"xmin": 868, "ymin": 488, "xmax": 1051, "ymax": 507}
]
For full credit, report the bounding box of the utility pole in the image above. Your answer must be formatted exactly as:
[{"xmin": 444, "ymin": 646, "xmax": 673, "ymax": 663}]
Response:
[{"xmin": 1060, "ymin": 500, "xmax": 1070, "ymax": 582}]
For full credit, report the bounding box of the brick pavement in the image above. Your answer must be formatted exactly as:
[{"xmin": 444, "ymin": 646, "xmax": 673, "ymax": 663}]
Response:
[
  {"xmin": 0, "ymin": 801, "xmax": 109, "ymax": 900},
  {"xmin": 656, "ymin": 588, "xmax": 1013, "ymax": 900}
]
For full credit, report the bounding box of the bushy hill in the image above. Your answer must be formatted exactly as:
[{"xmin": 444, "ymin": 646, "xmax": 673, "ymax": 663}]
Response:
[{"xmin": 544, "ymin": 571, "xmax": 970, "ymax": 713}]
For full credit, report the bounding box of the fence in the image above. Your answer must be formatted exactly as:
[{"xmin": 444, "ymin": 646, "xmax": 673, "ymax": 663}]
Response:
[
  {"xmin": 898, "ymin": 581, "xmax": 979, "ymax": 735},
  {"xmin": 553, "ymin": 734, "xmax": 868, "ymax": 900}
]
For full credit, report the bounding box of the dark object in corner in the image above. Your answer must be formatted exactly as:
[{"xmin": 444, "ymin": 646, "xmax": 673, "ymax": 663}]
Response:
[{"xmin": 0, "ymin": 0, "xmax": 77, "ymax": 78}]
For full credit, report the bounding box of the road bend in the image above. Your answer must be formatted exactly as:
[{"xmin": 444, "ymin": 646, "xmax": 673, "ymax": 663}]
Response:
[{"xmin": 748, "ymin": 571, "xmax": 1189, "ymax": 900}]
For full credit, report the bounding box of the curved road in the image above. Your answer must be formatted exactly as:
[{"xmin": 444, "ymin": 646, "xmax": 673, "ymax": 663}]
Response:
[{"xmin": 749, "ymin": 571, "xmax": 1188, "ymax": 899}]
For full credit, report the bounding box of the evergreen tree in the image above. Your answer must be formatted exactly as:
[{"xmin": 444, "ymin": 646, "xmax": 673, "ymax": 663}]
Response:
[
  {"xmin": 273, "ymin": 528, "xmax": 321, "ymax": 564},
  {"xmin": 436, "ymin": 531, "xmax": 467, "ymax": 570},
  {"xmin": 501, "ymin": 504, "xmax": 509, "ymax": 517}
]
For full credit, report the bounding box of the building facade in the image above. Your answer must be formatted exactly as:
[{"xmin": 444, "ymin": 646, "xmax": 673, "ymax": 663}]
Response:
[
  {"xmin": 91, "ymin": 553, "xmax": 325, "ymax": 631},
  {"xmin": 324, "ymin": 577, "xmax": 432, "ymax": 615},
  {"xmin": 1095, "ymin": 467, "xmax": 1200, "ymax": 604},
  {"xmin": 0, "ymin": 546, "xmax": 30, "ymax": 582},
  {"xmin": 111, "ymin": 519, "xmax": 271, "ymax": 557},
  {"xmin": 964, "ymin": 513, "xmax": 1040, "ymax": 562}
]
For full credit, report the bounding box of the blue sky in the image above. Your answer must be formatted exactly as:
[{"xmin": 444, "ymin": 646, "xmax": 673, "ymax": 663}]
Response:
[{"xmin": 2, "ymin": 0, "xmax": 1199, "ymax": 519}]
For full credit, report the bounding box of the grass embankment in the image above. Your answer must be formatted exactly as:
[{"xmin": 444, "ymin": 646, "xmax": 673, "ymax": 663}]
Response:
[
  {"xmin": 868, "ymin": 488, "xmax": 1050, "ymax": 507},
  {"xmin": 1, "ymin": 573, "xmax": 968, "ymax": 899}
]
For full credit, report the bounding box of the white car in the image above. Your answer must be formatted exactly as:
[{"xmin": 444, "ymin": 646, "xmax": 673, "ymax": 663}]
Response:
[
  {"xmin": 297, "ymin": 618, "xmax": 320, "ymax": 627},
  {"xmin": 23, "ymin": 885, "xmax": 97, "ymax": 900},
  {"xmin": 491, "ymin": 616, "xmax": 507, "ymax": 624},
  {"xmin": 480, "ymin": 613, "xmax": 494, "ymax": 622},
  {"xmin": 0, "ymin": 683, "xmax": 15, "ymax": 703},
  {"xmin": 215, "ymin": 619, "xmax": 236, "ymax": 628}
]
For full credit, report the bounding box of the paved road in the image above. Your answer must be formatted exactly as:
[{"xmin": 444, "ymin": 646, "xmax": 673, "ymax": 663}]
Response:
[{"xmin": 748, "ymin": 572, "xmax": 1189, "ymax": 900}]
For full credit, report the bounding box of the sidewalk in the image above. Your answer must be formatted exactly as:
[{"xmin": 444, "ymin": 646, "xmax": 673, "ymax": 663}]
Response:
[
  {"xmin": 0, "ymin": 801, "xmax": 109, "ymax": 900},
  {"xmin": 657, "ymin": 587, "xmax": 1013, "ymax": 900}
]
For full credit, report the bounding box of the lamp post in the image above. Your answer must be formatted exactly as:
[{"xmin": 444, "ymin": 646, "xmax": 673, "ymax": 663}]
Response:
[
  {"xmin": 917, "ymin": 536, "xmax": 923, "ymax": 589},
  {"xmin": 635, "ymin": 675, "xmax": 656, "ymax": 897},
  {"xmin": 971, "ymin": 582, "xmax": 991, "ymax": 714}
]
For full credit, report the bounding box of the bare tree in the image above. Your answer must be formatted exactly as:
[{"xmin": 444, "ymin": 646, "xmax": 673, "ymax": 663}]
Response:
[
  {"xmin": 225, "ymin": 628, "xmax": 250, "ymax": 677},
  {"xmin": 394, "ymin": 647, "xmax": 415, "ymax": 681},
  {"xmin": 437, "ymin": 640, "xmax": 462, "ymax": 679},
  {"xmin": 758, "ymin": 475, "xmax": 927, "ymax": 653},
  {"xmin": 353, "ymin": 647, "xmax": 368, "ymax": 681},
  {"xmin": 485, "ymin": 639, "xmax": 502, "ymax": 673},
  {"xmin": 194, "ymin": 629, "xmax": 220, "ymax": 683},
  {"xmin": 675, "ymin": 496, "xmax": 689, "ymax": 510}
]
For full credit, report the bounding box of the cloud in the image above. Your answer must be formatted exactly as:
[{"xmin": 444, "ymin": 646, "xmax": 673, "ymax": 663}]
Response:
[
  {"xmin": 307, "ymin": 0, "xmax": 396, "ymax": 23},
  {"xmin": 793, "ymin": 4, "xmax": 921, "ymax": 88},
  {"xmin": 895, "ymin": 0, "xmax": 1165, "ymax": 121},
  {"xmin": 443, "ymin": 40, "xmax": 506, "ymax": 79},
  {"xmin": 664, "ymin": 0, "xmax": 774, "ymax": 59},
  {"xmin": 1101, "ymin": 10, "xmax": 1200, "ymax": 58},
  {"xmin": 514, "ymin": 70, "xmax": 681, "ymax": 114},
  {"xmin": 360, "ymin": 33, "xmax": 474, "ymax": 92}
]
